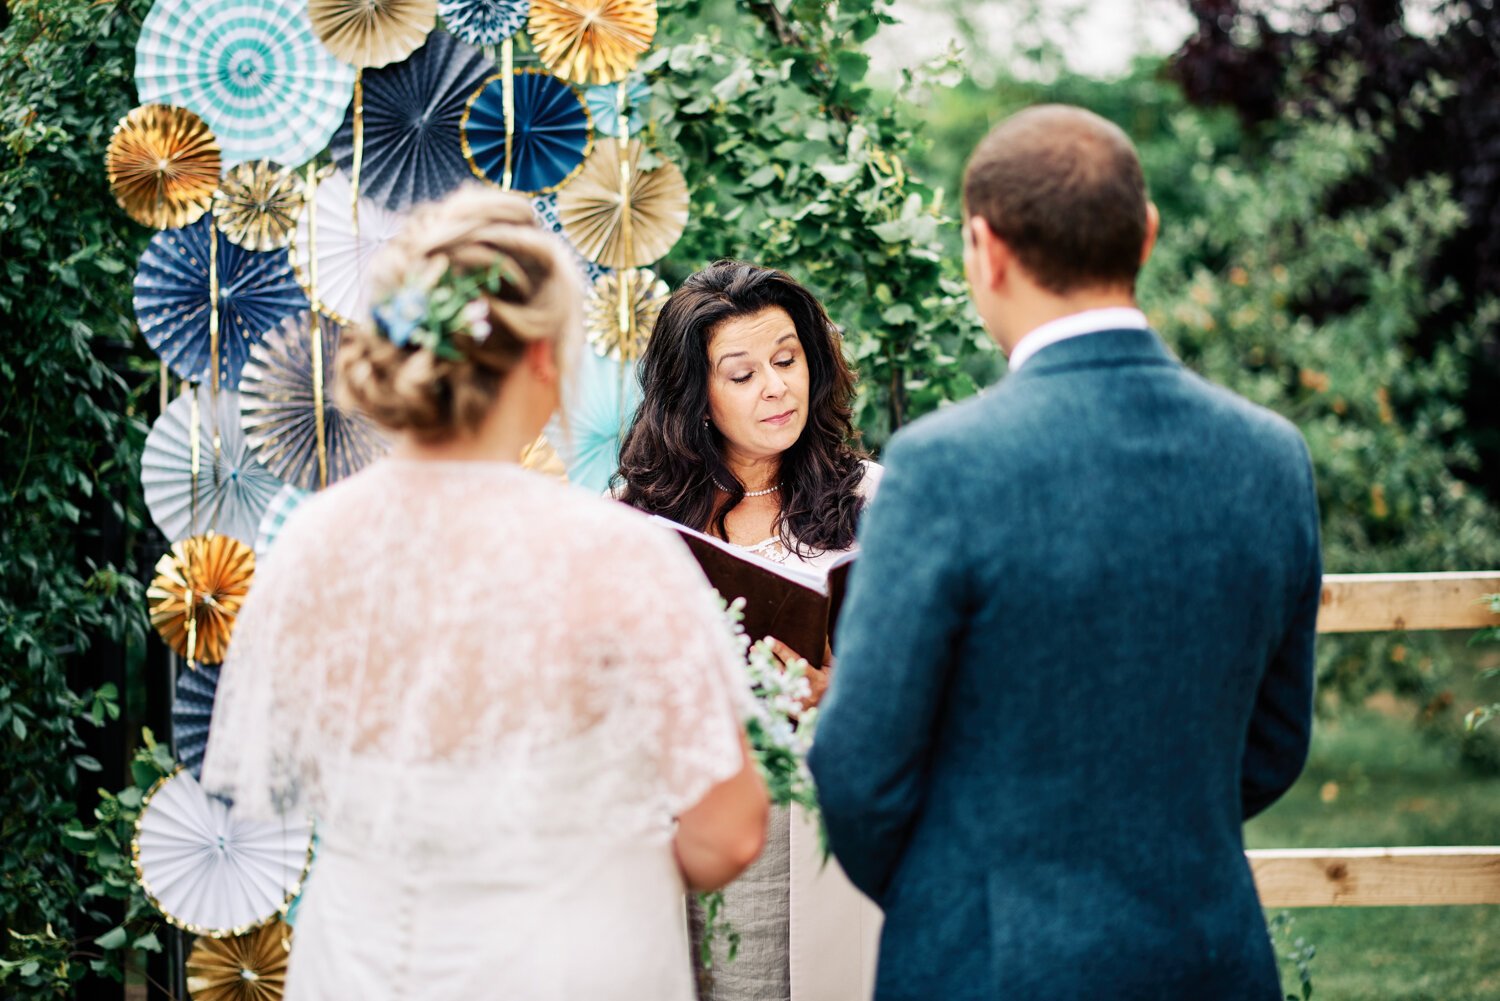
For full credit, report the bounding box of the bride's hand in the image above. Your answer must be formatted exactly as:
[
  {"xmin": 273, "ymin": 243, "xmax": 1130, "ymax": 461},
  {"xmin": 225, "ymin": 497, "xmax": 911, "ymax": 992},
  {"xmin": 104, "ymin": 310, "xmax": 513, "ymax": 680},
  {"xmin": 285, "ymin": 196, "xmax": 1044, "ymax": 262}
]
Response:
[{"xmin": 767, "ymin": 638, "xmax": 835, "ymax": 716}]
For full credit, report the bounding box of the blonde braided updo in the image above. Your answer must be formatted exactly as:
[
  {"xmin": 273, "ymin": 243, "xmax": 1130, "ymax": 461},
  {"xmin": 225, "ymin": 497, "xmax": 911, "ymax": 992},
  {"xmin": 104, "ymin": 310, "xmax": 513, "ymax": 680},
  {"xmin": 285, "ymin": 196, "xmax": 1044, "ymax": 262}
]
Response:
[{"xmin": 336, "ymin": 183, "xmax": 582, "ymax": 441}]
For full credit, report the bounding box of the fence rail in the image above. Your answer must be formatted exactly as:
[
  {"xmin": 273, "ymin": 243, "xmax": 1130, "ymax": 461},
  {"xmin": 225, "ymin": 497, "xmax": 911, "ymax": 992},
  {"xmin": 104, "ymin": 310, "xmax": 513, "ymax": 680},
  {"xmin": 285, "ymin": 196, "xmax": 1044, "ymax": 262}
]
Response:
[
  {"xmin": 1317, "ymin": 571, "xmax": 1500, "ymax": 633},
  {"xmin": 1254, "ymin": 571, "xmax": 1499, "ymax": 908},
  {"xmin": 1250, "ymin": 847, "xmax": 1500, "ymax": 907}
]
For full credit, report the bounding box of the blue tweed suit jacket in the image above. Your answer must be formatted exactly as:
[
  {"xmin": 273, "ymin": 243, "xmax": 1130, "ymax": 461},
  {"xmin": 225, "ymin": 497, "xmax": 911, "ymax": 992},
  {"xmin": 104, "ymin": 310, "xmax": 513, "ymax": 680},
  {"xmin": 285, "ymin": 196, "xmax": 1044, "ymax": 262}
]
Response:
[{"xmin": 809, "ymin": 328, "xmax": 1320, "ymax": 1001}]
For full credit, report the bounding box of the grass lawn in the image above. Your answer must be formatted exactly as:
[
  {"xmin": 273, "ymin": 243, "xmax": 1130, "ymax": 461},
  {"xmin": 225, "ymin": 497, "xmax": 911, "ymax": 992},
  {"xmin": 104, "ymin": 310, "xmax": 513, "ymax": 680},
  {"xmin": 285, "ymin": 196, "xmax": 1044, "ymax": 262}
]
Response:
[{"xmin": 1246, "ymin": 706, "xmax": 1500, "ymax": 999}]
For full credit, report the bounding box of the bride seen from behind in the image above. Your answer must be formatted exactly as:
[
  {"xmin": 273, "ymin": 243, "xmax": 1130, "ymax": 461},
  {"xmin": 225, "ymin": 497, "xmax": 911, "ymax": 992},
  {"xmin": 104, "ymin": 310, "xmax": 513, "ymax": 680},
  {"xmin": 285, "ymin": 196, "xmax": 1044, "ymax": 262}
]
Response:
[{"xmin": 199, "ymin": 185, "xmax": 769, "ymax": 1001}]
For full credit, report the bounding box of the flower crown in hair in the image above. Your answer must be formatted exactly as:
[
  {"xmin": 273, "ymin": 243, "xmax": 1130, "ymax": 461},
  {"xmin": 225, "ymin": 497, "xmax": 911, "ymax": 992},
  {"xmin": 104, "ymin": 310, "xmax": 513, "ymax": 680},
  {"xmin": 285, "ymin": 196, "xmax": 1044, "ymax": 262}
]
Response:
[{"xmin": 370, "ymin": 258, "xmax": 518, "ymax": 362}]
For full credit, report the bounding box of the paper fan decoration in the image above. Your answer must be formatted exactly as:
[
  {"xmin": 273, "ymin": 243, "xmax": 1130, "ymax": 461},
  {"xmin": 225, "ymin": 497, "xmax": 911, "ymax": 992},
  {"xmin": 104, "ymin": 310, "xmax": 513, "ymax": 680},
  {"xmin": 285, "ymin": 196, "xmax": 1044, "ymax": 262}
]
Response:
[
  {"xmin": 143, "ymin": 386, "xmax": 286, "ymax": 546},
  {"xmin": 106, "ymin": 105, "xmax": 221, "ymax": 230},
  {"xmin": 215, "ymin": 162, "xmax": 306, "ymax": 252},
  {"xmin": 558, "ymin": 139, "xmax": 687, "ymax": 268},
  {"xmin": 255, "ymin": 484, "xmax": 310, "ymax": 559},
  {"xmin": 240, "ymin": 312, "xmax": 391, "ymax": 490},
  {"xmin": 527, "ymin": 0, "xmax": 657, "ymax": 87},
  {"xmin": 147, "ymin": 534, "xmax": 256, "ymax": 665},
  {"xmin": 587, "ymin": 267, "xmax": 667, "ymax": 362},
  {"xmin": 439, "ymin": 0, "xmax": 530, "ymax": 45},
  {"xmin": 532, "ymin": 193, "xmax": 609, "ymax": 288},
  {"xmin": 308, "ymin": 0, "xmax": 437, "ymax": 68},
  {"xmin": 134, "ymin": 769, "xmax": 313, "ymax": 937},
  {"xmin": 174, "ymin": 663, "xmax": 222, "ymax": 780},
  {"xmin": 328, "ymin": 29, "xmax": 493, "ymax": 212},
  {"xmin": 521, "ymin": 433, "xmax": 567, "ymax": 480},
  {"xmin": 135, "ymin": 0, "xmax": 355, "ymax": 166},
  {"xmin": 291, "ymin": 168, "xmax": 409, "ymax": 326},
  {"xmin": 135, "ymin": 216, "xmax": 309, "ymax": 390},
  {"xmin": 186, "ymin": 919, "xmax": 291, "ymax": 1001},
  {"xmin": 584, "ymin": 73, "xmax": 649, "ymax": 138},
  {"xmin": 462, "ymin": 69, "xmax": 592, "ymax": 195},
  {"xmin": 545, "ymin": 348, "xmax": 640, "ymax": 493}
]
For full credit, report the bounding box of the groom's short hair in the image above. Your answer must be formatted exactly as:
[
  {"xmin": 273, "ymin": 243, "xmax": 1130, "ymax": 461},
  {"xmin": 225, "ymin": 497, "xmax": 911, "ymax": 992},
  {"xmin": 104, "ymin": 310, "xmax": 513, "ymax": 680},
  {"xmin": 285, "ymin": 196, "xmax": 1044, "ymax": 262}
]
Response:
[{"xmin": 963, "ymin": 104, "xmax": 1148, "ymax": 295}]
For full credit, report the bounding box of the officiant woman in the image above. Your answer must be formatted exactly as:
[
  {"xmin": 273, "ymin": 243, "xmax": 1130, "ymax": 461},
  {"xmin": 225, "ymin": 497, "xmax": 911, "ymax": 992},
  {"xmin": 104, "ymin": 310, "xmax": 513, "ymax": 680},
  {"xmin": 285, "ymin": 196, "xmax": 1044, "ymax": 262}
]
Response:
[{"xmin": 614, "ymin": 261, "xmax": 882, "ymax": 1001}]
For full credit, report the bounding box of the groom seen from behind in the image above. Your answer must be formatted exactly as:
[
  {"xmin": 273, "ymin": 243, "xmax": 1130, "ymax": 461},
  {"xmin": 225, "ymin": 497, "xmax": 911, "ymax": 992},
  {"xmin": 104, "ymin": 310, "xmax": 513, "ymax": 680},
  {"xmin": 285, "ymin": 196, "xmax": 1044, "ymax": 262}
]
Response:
[{"xmin": 810, "ymin": 105, "xmax": 1321, "ymax": 1001}]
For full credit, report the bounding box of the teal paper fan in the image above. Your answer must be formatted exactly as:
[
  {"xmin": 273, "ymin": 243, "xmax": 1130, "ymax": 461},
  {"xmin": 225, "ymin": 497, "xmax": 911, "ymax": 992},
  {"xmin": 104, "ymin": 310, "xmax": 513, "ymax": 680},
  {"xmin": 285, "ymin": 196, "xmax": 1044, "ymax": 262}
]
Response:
[
  {"xmin": 135, "ymin": 0, "xmax": 356, "ymax": 166},
  {"xmin": 544, "ymin": 347, "xmax": 640, "ymax": 494}
]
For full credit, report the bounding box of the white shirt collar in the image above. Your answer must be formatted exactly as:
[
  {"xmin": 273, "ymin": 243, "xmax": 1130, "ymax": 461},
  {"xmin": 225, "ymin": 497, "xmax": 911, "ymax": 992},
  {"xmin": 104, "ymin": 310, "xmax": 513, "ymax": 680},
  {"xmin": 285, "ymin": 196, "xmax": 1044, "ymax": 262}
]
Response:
[{"xmin": 1006, "ymin": 307, "xmax": 1149, "ymax": 372}]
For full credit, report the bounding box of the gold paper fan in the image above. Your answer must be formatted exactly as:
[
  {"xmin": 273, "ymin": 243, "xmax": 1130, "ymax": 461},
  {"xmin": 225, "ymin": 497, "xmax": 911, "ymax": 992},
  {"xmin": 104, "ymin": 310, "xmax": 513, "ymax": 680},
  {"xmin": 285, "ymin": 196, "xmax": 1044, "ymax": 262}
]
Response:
[
  {"xmin": 587, "ymin": 267, "xmax": 668, "ymax": 362},
  {"xmin": 522, "ymin": 434, "xmax": 568, "ymax": 480},
  {"xmin": 558, "ymin": 140, "xmax": 687, "ymax": 269},
  {"xmin": 308, "ymin": 0, "xmax": 436, "ymax": 68},
  {"xmin": 528, "ymin": 0, "xmax": 658, "ymax": 86},
  {"xmin": 148, "ymin": 534, "xmax": 255, "ymax": 665},
  {"xmin": 215, "ymin": 162, "xmax": 306, "ymax": 252},
  {"xmin": 186, "ymin": 919, "xmax": 291, "ymax": 1001},
  {"xmin": 105, "ymin": 104, "xmax": 222, "ymax": 230}
]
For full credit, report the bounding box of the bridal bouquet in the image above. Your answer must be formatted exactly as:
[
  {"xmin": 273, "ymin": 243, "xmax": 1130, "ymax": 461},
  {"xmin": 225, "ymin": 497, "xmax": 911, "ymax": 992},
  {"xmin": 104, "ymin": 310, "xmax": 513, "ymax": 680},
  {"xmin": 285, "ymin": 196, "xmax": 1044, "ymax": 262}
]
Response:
[{"xmin": 698, "ymin": 596, "xmax": 822, "ymax": 965}]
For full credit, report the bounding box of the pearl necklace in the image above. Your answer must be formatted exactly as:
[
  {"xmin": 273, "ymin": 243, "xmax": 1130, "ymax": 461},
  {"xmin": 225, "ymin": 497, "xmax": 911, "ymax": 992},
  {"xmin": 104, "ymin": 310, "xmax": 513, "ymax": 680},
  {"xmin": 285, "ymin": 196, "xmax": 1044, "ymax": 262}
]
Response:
[{"xmin": 713, "ymin": 477, "xmax": 780, "ymax": 498}]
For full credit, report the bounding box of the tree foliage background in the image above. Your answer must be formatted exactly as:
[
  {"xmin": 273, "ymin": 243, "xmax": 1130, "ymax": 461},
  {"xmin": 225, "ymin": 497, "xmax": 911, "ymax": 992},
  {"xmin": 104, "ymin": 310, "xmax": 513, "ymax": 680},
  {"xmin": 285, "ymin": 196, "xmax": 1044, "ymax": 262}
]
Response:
[
  {"xmin": 1, "ymin": 0, "xmax": 155, "ymax": 993},
  {"xmin": 3, "ymin": 0, "xmax": 1500, "ymax": 995}
]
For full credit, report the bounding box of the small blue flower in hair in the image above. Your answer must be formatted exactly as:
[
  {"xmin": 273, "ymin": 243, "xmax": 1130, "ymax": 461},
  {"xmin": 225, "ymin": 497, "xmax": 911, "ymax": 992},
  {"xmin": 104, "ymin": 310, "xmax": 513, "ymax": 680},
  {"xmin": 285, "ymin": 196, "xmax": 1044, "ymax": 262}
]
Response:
[
  {"xmin": 372, "ymin": 286, "xmax": 427, "ymax": 348},
  {"xmin": 371, "ymin": 259, "xmax": 517, "ymax": 361}
]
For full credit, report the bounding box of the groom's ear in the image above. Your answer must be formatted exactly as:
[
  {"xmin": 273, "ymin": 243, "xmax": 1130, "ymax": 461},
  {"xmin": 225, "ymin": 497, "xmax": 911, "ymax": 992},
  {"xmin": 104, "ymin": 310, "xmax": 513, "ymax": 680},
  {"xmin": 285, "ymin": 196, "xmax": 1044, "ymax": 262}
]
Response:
[
  {"xmin": 967, "ymin": 215, "xmax": 1009, "ymax": 291},
  {"xmin": 1141, "ymin": 201, "xmax": 1161, "ymax": 269}
]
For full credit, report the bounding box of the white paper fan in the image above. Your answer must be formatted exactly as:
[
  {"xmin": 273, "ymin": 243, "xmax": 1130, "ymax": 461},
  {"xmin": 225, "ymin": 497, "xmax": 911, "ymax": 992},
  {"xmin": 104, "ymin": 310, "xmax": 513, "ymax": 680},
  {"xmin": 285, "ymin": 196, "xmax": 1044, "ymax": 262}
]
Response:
[
  {"xmin": 142, "ymin": 386, "xmax": 285, "ymax": 546},
  {"xmin": 133, "ymin": 769, "xmax": 313, "ymax": 937},
  {"xmin": 291, "ymin": 168, "xmax": 409, "ymax": 326}
]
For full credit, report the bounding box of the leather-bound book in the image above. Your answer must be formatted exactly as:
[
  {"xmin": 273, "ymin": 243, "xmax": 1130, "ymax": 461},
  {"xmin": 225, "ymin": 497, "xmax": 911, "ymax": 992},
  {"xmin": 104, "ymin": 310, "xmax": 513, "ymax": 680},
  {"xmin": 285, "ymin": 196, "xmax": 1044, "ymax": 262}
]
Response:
[{"xmin": 653, "ymin": 516, "xmax": 857, "ymax": 662}]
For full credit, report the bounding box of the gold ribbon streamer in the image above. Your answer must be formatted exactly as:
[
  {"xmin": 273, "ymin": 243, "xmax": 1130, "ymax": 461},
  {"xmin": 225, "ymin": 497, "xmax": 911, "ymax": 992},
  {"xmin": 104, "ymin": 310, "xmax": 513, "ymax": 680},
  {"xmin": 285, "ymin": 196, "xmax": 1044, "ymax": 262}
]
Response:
[
  {"xmin": 184, "ymin": 585, "xmax": 198, "ymax": 671},
  {"xmin": 306, "ymin": 165, "xmax": 329, "ymax": 490},
  {"xmin": 208, "ymin": 210, "xmax": 220, "ymax": 396},
  {"xmin": 351, "ymin": 69, "xmax": 364, "ymax": 239},
  {"xmin": 186, "ymin": 379, "xmax": 203, "ymax": 669},
  {"xmin": 205, "ymin": 207, "xmax": 225, "ymax": 537},
  {"xmin": 188, "ymin": 384, "xmax": 201, "ymax": 535},
  {"xmin": 616, "ymin": 80, "xmax": 634, "ymax": 346},
  {"xmin": 501, "ymin": 39, "xmax": 515, "ymax": 190}
]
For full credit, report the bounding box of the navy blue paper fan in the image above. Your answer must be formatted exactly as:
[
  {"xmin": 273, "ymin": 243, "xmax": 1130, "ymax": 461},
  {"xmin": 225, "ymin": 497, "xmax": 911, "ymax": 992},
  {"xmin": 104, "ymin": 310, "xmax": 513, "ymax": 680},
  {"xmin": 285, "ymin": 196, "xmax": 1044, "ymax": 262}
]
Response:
[
  {"xmin": 134, "ymin": 215, "xmax": 308, "ymax": 390},
  {"xmin": 463, "ymin": 68, "xmax": 592, "ymax": 195},
  {"xmin": 173, "ymin": 662, "xmax": 221, "ymax": 780},
  {"xmin": 330, "ymin": 29, "xmax": 494, "ymax": 212},
  {"xmin": 439, "ymin": 0, "xmax": 530, "ymax": 46}
]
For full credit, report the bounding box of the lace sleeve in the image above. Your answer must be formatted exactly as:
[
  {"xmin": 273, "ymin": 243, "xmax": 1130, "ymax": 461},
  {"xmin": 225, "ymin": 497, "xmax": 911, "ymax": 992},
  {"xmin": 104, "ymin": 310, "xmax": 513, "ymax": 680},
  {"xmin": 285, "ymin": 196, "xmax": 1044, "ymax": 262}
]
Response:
[
  {"xmin": 198, "ymin": 535, "xmax": 309, "ymax": 821},
  {"xmin": 603, "ymin": 523, "xmax": 752, "ymax": 819}
]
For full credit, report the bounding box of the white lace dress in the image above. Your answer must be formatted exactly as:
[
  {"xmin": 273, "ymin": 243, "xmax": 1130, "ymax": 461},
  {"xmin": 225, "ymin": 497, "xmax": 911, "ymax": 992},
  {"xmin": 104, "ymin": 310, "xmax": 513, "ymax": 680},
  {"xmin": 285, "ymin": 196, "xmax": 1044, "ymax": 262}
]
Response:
[
  {"xmin": 200, "ymin": 459, "xmax": 750, "ymax": 1001},
  {"xmin": 693, "ymin": 460, "xmax": 885, "ymax": 1001}
]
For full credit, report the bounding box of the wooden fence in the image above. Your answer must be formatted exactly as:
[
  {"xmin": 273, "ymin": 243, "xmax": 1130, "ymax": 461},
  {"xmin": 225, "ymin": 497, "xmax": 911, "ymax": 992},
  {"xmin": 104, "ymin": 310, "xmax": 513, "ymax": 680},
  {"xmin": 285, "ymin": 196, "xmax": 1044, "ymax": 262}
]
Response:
[{"xmin": 1249, "ymin": 571, "xmax": 1500, "ymax": 907}]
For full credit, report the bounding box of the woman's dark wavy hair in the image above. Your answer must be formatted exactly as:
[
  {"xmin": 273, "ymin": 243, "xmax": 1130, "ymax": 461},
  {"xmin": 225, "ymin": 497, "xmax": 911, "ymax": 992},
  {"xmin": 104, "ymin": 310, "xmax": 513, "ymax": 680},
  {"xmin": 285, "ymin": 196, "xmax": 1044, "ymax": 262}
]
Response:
[{"xmin": 615, "ymin": 260, "xmax": 869, "ymax": 555}]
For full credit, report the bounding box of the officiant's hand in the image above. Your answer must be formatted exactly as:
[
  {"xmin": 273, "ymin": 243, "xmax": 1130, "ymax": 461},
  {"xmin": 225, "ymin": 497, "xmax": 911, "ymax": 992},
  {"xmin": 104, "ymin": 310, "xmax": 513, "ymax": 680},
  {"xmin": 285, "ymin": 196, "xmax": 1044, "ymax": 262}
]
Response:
[{"xmin": 768, "ymin": 638, "xmax": 834, "ymax": 717}]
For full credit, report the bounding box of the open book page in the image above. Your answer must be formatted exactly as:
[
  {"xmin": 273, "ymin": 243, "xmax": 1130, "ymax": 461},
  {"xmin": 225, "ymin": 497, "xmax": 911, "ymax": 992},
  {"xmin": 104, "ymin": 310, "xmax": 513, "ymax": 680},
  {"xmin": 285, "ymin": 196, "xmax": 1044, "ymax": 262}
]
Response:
[{"xmin": 649, "ymin": 515, "xmax": 858, "ymax": 661}]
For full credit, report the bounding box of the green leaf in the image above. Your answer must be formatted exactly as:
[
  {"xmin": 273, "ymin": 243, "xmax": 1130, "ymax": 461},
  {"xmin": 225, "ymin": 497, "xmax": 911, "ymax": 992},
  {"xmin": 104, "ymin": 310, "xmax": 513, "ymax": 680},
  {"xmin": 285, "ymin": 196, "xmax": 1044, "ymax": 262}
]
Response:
[
  {"xmin": 744, "ymin": 165, "xmax": 779, "ymax": 188},
  {"xmin": 95, "ymin": 927, "xmax": 127, "ymax": 951},
  {"xmin": 813, "ymin": 161, "xmax": 861, "ymax": 185},
  {"xmin": 881, "ymin": 303, "xmax": 916, "ymax": 325}
]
